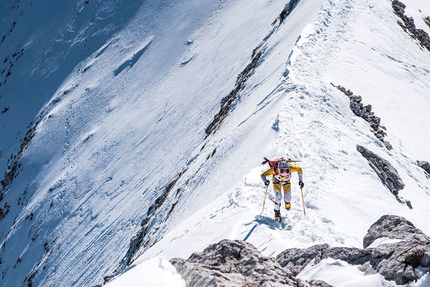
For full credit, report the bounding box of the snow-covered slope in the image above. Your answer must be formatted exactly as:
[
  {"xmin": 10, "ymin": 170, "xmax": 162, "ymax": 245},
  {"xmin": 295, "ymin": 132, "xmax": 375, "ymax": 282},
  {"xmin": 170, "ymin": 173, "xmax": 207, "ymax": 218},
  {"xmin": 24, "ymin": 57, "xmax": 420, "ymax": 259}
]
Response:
[{"xmin": 1, "ymin": 0, "xmax": 430, "ymax": 286}]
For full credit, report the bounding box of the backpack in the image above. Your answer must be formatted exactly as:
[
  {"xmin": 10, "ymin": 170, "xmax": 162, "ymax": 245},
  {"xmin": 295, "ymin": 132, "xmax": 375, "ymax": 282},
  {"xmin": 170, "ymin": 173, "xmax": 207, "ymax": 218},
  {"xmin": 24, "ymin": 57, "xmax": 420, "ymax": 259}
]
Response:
[{"xmin": 262, "ymin": 157, "xmax": 300, "ymax": 174}]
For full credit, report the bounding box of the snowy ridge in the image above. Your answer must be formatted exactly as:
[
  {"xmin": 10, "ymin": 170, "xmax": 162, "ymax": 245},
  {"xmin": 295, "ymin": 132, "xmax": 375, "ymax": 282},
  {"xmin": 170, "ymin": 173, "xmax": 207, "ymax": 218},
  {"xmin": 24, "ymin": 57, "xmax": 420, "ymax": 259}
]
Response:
[
  {"xmin": 1, "ymin": 0, "xmax": 430, "ymax": 286},
  {"xmin": 136, "ymin": 0, "xmax": 430, "ymax": 285}
]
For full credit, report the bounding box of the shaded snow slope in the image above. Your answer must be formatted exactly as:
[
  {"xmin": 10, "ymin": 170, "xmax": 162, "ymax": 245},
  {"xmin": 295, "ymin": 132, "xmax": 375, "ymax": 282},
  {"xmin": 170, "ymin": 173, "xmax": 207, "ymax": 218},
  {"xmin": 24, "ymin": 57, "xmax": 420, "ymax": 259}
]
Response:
[
  {"xmin": 1, "ymin": 0, "xmax": 430, "ymax": 286},
  {"xmin": 1, "ymin": 0, "xmax": 298, "ymax": 286}
]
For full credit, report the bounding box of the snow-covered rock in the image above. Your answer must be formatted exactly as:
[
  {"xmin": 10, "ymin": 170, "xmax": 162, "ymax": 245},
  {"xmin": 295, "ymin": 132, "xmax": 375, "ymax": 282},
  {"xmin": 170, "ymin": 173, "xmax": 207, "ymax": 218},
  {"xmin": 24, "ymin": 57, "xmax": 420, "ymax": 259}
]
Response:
[
  {"xmin": 171, "ymin": 239, "xmax": 332, "ymax": 287},
  {"xmin": 171, "ymin": 215, "xmax": 430, "ymax": 286}
]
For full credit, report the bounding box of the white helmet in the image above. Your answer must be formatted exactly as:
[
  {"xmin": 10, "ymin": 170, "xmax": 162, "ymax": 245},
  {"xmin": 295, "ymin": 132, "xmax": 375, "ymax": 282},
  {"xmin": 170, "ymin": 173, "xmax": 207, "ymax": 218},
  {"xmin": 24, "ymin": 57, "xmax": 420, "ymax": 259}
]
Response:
[{"xmin": 277, "ymin": 161, "xmax": 290, "ymax": 176}]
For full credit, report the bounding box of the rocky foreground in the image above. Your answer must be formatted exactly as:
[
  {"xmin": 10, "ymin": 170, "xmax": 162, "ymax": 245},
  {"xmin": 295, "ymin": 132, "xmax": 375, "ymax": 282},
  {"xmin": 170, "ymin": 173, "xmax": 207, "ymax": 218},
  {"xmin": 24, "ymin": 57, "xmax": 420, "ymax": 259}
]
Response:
[{"xmin": 171, "ymin": 215, "xmax": 430, "ymax": 286}]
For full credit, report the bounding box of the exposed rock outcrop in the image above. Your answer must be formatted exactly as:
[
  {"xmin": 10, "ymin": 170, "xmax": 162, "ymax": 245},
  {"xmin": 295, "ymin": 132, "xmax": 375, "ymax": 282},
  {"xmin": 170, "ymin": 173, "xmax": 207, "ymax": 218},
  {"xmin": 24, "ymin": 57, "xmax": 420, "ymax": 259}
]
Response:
[
  {"xmin": 417, "ymin": 161, "xmax": 430, "ymax": 176},
  {"xmin": 279, "ymin": 0, "xmax": 301, "ymax": 24},
  {"xmin": 359, "ymin": 215, "xmax": 430, "ymax": 284},
  {"xmin": 0, "ymin": 203, "xmax": 10, "ymax": 220},
  {"xmin": 425, "ymin": 16, "xmax": 430, "ymax": 29},
  {"xmin": 356, "ymin": 145, "xmax": 404, "ymax": 195},
  {"xmin": 278, "ymin": 215, "xmax": 430, "ymax": 285},
  {"xmin": 205, "ymin": 50, "xmax": 263, "ymax": 138},
  {"xmin": 332, "ymin": 84, "xmax": 392, "ymax": 150},
  {"xmin": 363, "ymin": 215, "xmax": 429, "ymax": 248},
  {"xmin": 1, "ymin": 120, "xmax": 36, "ymax": 201},
  {"xmin": 392, "ymin": 0, "xmax": 430, "ymax": 52},
  {"xmin": 205, "ymin": 0, "xmax": 302, "ymax": 139},
  {"xmin": 172, "ymin": 215, "xmax": 430, "ymax": 286},
  {"xmin": 171, "ymin": 239, "xmax": 332, "ymax": 287},
  {"xmin": 276, "ymin": 244, "xmax": 373, "ymax": 277}
]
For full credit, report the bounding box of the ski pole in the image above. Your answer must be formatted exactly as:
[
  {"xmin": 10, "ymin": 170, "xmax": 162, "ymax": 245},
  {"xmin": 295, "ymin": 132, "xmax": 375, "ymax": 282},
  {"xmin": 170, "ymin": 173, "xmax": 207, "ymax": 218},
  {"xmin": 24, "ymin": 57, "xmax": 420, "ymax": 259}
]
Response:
[
  {"xmin": 300, "ymin": 188, "xmax": 306, "ymax": 216},
  {"xmin": 260, "ymin": 185, "xmax": 269, "ymax": 216}
]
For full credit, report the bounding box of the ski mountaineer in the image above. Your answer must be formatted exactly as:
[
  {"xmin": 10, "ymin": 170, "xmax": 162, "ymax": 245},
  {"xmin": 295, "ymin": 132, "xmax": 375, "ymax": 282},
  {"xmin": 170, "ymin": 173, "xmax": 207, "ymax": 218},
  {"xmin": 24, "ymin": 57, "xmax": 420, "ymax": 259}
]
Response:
[{"xmin": 261, "ymin": 159, "xmax": 304, "ymax": 221}]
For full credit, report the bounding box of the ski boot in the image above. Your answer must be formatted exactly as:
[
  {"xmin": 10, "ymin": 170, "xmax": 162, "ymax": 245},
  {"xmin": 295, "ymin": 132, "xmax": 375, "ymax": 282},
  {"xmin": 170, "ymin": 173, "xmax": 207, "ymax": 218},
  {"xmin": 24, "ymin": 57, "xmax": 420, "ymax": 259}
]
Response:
[
  {"xmin": 285, "ymin": 202, "xmax": 291, "ymax": 210},
  {"xmin": 274, "ymin": 209, "xmax": 281, "ymax": 222}
]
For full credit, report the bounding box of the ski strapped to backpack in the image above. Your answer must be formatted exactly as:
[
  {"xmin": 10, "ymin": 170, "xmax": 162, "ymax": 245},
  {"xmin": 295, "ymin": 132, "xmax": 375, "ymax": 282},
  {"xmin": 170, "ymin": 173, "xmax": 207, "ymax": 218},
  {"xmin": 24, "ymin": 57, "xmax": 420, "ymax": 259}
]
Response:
[{"xmin": 261, "ymin": 157, "xmax": 300, "ymax": 168}]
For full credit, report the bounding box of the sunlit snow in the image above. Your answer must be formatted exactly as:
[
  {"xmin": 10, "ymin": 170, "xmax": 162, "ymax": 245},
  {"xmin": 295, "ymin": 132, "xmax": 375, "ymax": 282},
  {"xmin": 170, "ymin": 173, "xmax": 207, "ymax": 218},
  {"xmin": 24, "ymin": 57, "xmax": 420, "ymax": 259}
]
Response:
[{"xmin": 1, "ymin": 0, "xmax": 429, "ymax": 286}]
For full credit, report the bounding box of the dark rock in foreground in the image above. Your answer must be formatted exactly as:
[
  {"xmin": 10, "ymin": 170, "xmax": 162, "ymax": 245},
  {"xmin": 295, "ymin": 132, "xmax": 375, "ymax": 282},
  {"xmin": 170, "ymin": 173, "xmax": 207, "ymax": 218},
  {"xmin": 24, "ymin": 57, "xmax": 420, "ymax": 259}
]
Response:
[
  {"xmin": 171, "ymin": 239, "xmax": 332, "ymax": 287},
  {"xmin": 171, "ymin": 215, "xmax": 430, "ymax": 286}
]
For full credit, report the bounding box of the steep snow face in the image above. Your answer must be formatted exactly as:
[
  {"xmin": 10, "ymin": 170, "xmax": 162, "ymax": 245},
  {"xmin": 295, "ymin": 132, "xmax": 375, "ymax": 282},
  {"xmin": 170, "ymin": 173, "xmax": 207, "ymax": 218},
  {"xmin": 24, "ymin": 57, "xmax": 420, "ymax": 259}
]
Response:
[
  {"xmin": 1, "ymin": 0, "xmax": 430, "ymax": 286},
  {"xmin": 0, "ymin": 0, "xmax": 297, "ymax": 286}
]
